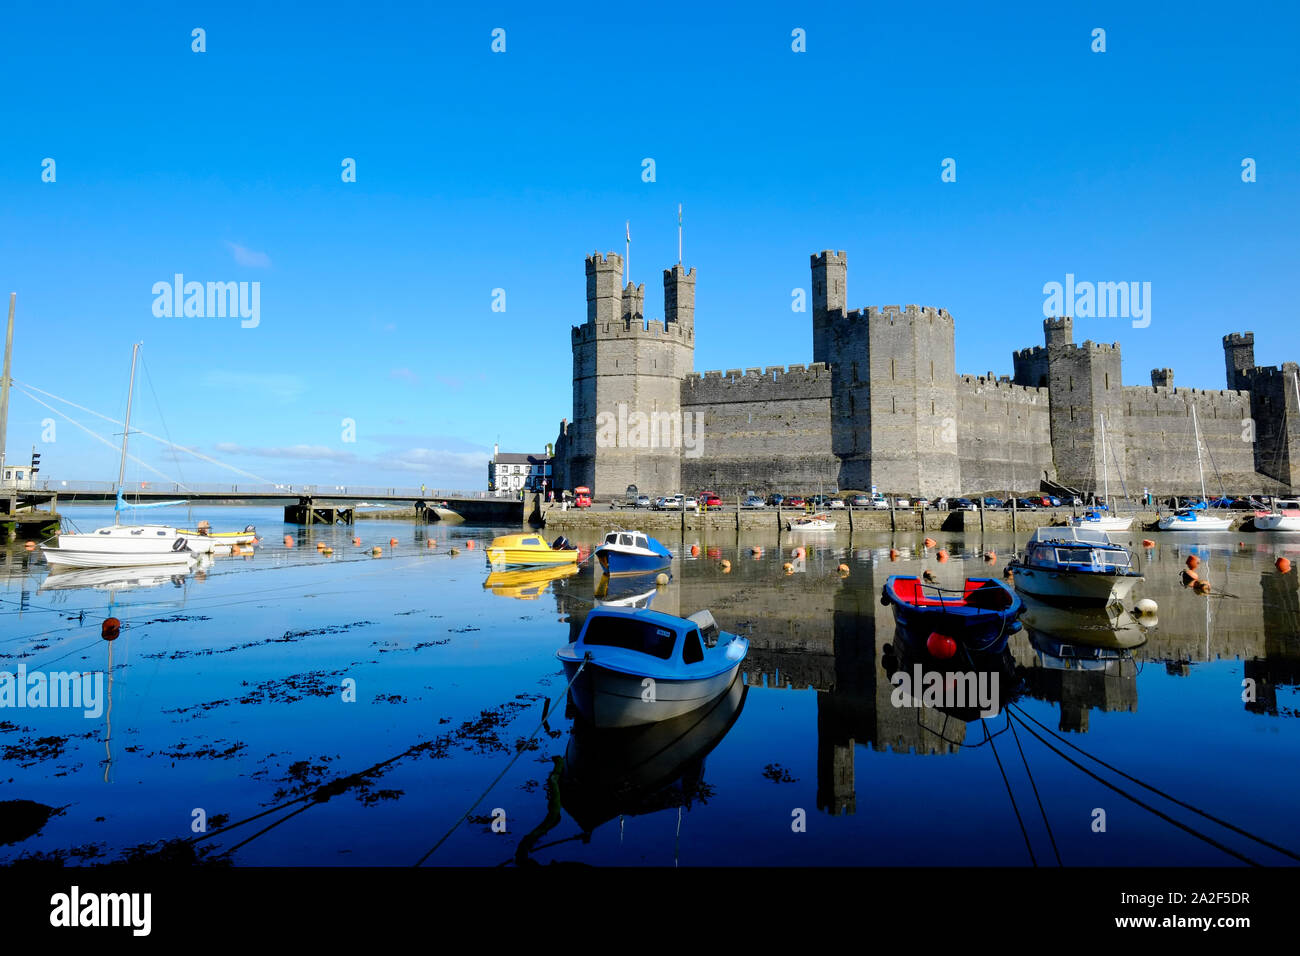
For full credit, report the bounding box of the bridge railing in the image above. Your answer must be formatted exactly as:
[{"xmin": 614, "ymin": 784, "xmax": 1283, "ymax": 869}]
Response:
[{"xmin": 5, "ymin": 479, "xmax": 515, "ymax": 500}]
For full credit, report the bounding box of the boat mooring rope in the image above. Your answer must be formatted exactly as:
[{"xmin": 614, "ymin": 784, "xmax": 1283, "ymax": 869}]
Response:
[{"xmin": 412, "ymin": 656, "xmax": 589, "ymax": 866}]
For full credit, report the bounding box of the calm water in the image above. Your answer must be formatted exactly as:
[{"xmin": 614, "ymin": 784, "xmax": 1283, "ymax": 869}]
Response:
[{"xmin": 1, "ymin": 505, "xmax": 1298, "ymax": 866}]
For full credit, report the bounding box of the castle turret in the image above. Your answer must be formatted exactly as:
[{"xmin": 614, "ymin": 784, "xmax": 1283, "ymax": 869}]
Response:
[
  {"xmin": 1151, "ymin": 368, "xmax": 1174, "ymax": 388},
  {"xmin": 811, "ymin": 251, "xmax": 846, "ymax": 366},
  {"xmin": 1044, "ymin": 315, "xmax": 1074, "ymax": 348},
  {"xmin": 664, "ymin": 264, "xmax": 695, "ymax": 330},
  {"xmin": 585, "ymin": 251, "xmax": 623, "ymax": 324},
  {"xmin": 567, "ymin": 250, "xmax": 695, "ymax": 497},
  {"xmin": 1224, "ymin": 332, "xmax": 1255, "ymax": 391}
]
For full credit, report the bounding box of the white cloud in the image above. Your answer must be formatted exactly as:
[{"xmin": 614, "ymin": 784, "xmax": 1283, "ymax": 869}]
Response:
[{"xmin": 224, "ymin": 241, "xmax": 272, "ymax": 268}]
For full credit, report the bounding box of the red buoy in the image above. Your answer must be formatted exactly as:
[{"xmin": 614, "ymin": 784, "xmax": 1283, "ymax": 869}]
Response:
[
  {"xmin": 936, "ymin": 549, "xmax": 949, "ymax": 563},
  {"xmin": 1277, "ymin": 557, "xmax": 1292, "ymax": 574},
  {"xmin": 101, "ymin": 617, "xmax": 121, "ymax": 641},
  {"xmin": 1186, "ymin": 554, "xmax": 1200, "ymax": 570},
  {"xmin": 926, "ymin": 632, "xmax": 958, "ymax": 659}
]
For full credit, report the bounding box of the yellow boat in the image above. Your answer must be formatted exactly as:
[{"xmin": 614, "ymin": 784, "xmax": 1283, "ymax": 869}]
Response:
[
  {"xmin": 483, "ymin": 563, "xmax": 579, "ymax": 599},
  {"xmin": 178, "ymin": 525, "xmax": 257, "ymax": 545},
  {"xmin": 485, "ymin": 533, "xmax": 579, "ymax": 567}
]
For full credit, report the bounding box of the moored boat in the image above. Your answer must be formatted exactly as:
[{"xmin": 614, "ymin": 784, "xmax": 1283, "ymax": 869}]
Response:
[
  {"xmin": 1007, "ymin": 526, "xmax": 1143, "ymax": 606},
  {"xmin": 42, "ymin": 525, "xmax": 197, "ymax": 569},
  {"xmin": 787, "ymin": 512, "xmax": 836, "ymax": 532},
  {"xmin": 556, "ymin": 606, "xmax": 749, "ymax": 728},
  {"xmin": 483, "ymin": 562, "xmax": 579, "ymax": 599},
  {"xmin": 1158, "ymin": 509, "xmax": 1233, "ymax": 532},
  {"xmin": 485, "ymin": 532, "xmax": 579, "ymax": 567},
  {"xmin": 593, "ymin": 530, "xmax": 672, "ymax": 575},
  {"xmin": 881, "ymin": 575, "xmax": 1023, "ymax": 655},
  {"xmin": 1254, "ymin": 499, "xmax": 1300, "ymax": 531},
  {"xmin": 1070, "ymin": 508, "xmax": 1133, "ymax": 532}
]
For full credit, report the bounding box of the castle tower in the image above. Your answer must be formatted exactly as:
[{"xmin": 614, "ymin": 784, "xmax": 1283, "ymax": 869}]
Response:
[
  {"xmin": 664, "ymin": 264, "xmax": 695, "ymax": 330},
  {"xmin": 828, "ymin": 298, "xmax": 961, "ymax": 498},
  {"xmin": 567, "ymin": 250, "xmax": 695, "ymax": 496},
  {"xmin": 1224, "ymin": 332, "xmax": 1255, "ymax": 391},
  {"xmin": 1151, "ymin": 368, "xmax": 1174, "ymax": 388},
  {"xmin": 1042, "ymin": 318, "xmax": 1126, "ymax": 494},
  {"xmin": 811, "ymin": 251, "xmax": 846, "ymax": 366}
]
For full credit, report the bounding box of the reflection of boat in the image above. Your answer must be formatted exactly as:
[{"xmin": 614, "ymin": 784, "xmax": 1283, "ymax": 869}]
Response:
[
  {"xmin": 787, "ymin": 512, "xmax": 835, "ymax": 531},
  {"xmin": 1255, "ymin": 499, "xmax": 1300, "ymax": 532},
  {"xmin": 482, "ymin": 563, "xmax": 579, "ymax": 599},
  {"xmin": 485, "ymin": 533, "xmax": 579, "ymax": 567},
  {"xmin": 1021, "ymin": 595, "xmax": 1151, "ymax": 665},
  {"xmin": 39, "ymin": 565, "xmax": 191, "ymax": 592},
  {"xmin": 881, "ymin": 576, "xmax": 1022, "ymax": 655},
  {"xmin": 178, "ymin": 525, "xmax": 257, "ymax": 550},
  {"xmin": 594, "ymin": 573, "xmax": 657, "ymax": 608},
  {"xmin": 561, "ymin": 671, "xmax": 747, "ymax": 833},
  {"xmin": 594, "ymin": 530, "xmax": 672, "ymax": 575},
  {"xmin": 556, "ymin": 607, "xmax": 749, "ymax": 728},
  {"xmin": 1007, "ymin": 526, "xmax": 1143, "ymax": 606}
]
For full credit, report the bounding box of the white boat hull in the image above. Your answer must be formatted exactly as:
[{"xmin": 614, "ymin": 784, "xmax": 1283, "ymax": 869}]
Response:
[
  {"xmin": 42, "ymin": 547, "xmax": 196, "ymax": 569},
  {"xmin": 787, "ymin": 519, "xmax": 836, "ymax": 531},
  {"xmin": 41, "ymin": 524, "xmax": 195, "ymax": 569},
  {"xmin": 563, "ymin": 660, "xmax": 742, "ymax": 728},
  {"xmin": 1255, "ymin": 514, "xmax": 1300, "ymax": 531},
  {"xmin": 1070, "ymin": 515, "xmax": 1133, "ymax": 532},
  {"xmin": 1157, "ymin": 514, "xmax": 1233, "ymax": 532},
  {"xmin": 1012, "ymin": 565, "xmax": 1142, "ymax": 606}
]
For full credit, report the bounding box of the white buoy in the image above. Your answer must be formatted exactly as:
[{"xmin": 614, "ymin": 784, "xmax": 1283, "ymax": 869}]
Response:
[{"xmin": 1135, "ymin": 598, "xmax": 1158, "ymax": 616}]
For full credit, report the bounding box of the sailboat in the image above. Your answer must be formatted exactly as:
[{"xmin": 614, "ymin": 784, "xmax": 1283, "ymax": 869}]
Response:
[
  {"xmin": 1158, "ymin": 405, "xmax": 1233, "ymax": 532},
  {"xmin": 41, "ymin": 344, "xmax": 198, "ymax": 568},
  {"xmin": 1071, "ymin": 413, "xmax": 1132, "ymax": 532}
]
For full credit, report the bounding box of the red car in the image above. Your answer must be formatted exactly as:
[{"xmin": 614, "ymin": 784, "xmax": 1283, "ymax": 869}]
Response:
[
  {"xmin": 574, "ymin": 486, "xmax": 592, "ymax": 508},
  {"xmin": 700, "ymin": 492, "xmax": 722, "ymax": 507},
  {"xmin": 785, "ymin": 495, "xmax": 806, "ymax": 509}
]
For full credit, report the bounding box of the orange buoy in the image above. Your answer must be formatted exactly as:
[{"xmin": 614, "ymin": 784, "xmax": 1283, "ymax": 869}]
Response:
[
  {"xmin": 426, "ymin": 538, "xmax": 435, "ymax": 548},
  {"xmin": 707, "ymin": 547, "xmax": 721, "ymax": 559},
  {"xmin": 1141, "ymin": 539, "xmax": 1156, "ymax": 548},
  {"xmin": 101, "ymin": 617, "xmax": 120, "ymax": 641},
  {"xmin": 389, "ymin": 537, "xmax": 398, "ymax": 547},
  {"xmin": 23, "ymin": 541, "xmax": 34, "ymax": 551},
  {"xmin": 690, "ymin": 544, "xmax": 700, "ymax": 556},
  {"xmin": 284, "ymin": 535, "xmax": 294, "ymax": 548},
  {"xmin": 1277, "ymin": 557, "xmax": 1292, "ymax": 573},
  {"xmin": 783, "ymin": 562, "xmax": 794, "ymax": 574},
  {"xmin": 751, "ymin": 546, "xmax": 762, "ymax": 556},
  {"xmin": 352, "ymin": 537, "xmax": 361, "ymax": 546},
  {"xmin": 936, "ymin": 549, "xmax": 949, "ymax": 563},
  {"xmin": 1180, "ymin": 568, "xmax": 1199, "ymax": 587},
  {"xmin": 923, "ymin": 537, "xmax": 937, "ymax": 549},
  {"xmin": 322, "ymin": 546, "xmax": 333, "ymax": 555},
  {"xmin": 315, "ymin": 541, "xmax": 325, "ymax": 550},
  {"xmin": 837, "ymin": 563, "xmax": 850, "ymax": 574},
  {"xmin": 983, "ymin": 551, "xmax": 996, "ymax": 563},
  {"xmin": 466, "ymin": 540, "xmax": 476, "ymax": 550},
  {"xmin": 793, "ymin": 547, "xmax": 805, "ymax": 559},
  {"xmin": 1186, "ymin": 554, "xmax": 1200, "ymax": 570},
  {"xmin": 889, "ymin": 548, "xmax": 899, "ymax": 561},
  {"xmin": 372, "ymin": 546, "xmax": 383, "ymax": 556},
  {"xmin": 720, "ymin": 559, "xmax": 731, "ymax": 572}
]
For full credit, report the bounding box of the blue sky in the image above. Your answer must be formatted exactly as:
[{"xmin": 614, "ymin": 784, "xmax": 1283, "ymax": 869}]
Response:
[{"xmin": 2, "ymin": 2, "xmax": 1297, "ymax": 489}]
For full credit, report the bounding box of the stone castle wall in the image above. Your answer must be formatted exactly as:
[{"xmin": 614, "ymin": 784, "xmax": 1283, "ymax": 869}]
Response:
[
  {"xmin": 679, "ymin": 364, "xmax": 839, "ymax": 497},
  {"xmin": 956, "ymin": 375, "xmax": 1055, "ymax": 493}
]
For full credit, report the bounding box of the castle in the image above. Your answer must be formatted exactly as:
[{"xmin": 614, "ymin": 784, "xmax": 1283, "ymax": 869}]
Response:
[{"xmin": 552, "ymin": 249, "xmax": 1300, "ymax": 499}]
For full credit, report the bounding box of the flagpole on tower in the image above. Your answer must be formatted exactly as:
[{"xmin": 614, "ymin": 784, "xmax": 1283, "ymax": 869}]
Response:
[
  {"xmin": 677, "ymin": 203, "xmax": 682, "ymax": 265},
  {"xmin": 625, "ymin": 220, "xmax": 630, "ymax": 287}
]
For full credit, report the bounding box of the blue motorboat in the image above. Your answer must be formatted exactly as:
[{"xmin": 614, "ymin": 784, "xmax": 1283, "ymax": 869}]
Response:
[
  {"xmin": 593, "ymin": 530, "xmax": 673, "ymax": 576},
  {"xmin": 881, "ymin": 575, "xmax": 1023, "ymax": 656},
  {"xmin": 556, "ymin": 606, "xmax": 748, "ymax": 728}
]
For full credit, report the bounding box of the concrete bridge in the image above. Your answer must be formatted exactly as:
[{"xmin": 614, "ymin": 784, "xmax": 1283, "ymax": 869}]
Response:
[{"xmin": 1, "ymin": 480, "xmax": 531, "ymax": 527}]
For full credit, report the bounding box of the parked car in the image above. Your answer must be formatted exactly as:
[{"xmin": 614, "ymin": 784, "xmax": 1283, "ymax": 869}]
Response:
[
  {"xmin": 913, "ymin": 497, "xmax": 930, "ymax": 509},
  {"xmin": 766, "ymin": 493, "xmax": 785, "ymax": 507},
  {"xmin": 743, "ymin": 495, "xmax": 765, "ymax": 509},
  {"xmin": 1005, "ymin": 497, "xmax": 1038, "ymax": 509},
  {"xmin": 681, "ymin": 495, "xmax": 698, "ymax": 510},
  {"xmin": 848, "ymin": 494, "xmax": 870, "ymax": 509},
  {"xmin": 785, "ymin": 495, "xmax": 806, "ymax": 509},
  {"xmin": 951, "ymin": 497, "xmax": 976, "ymax": 510},
  {"xmin": 635, "ymin": 494, "xmax": 651, "ymax": 509},
  {"xmin": 574, "ymin": 486, "xmax": 592, "ymax": 508},
  {"xmin": 892, "ymin": 496, "xmax": 911, "ymax": 509},
  {"xmin": 981, "ymin": 496, "xmax": 1002, "ymax": 509},
  {"xmin": 871, "ymin": 493, "xmax": 890, "ymax": 510},
  {"xmin": 700, "ymin": 492, "xmax": 722, "ymax": 508}
]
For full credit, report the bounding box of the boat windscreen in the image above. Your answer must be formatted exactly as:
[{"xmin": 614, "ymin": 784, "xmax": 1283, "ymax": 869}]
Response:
[{"xmin": 583, "ymin": 615, "xmax": 677, "ymax": 659}]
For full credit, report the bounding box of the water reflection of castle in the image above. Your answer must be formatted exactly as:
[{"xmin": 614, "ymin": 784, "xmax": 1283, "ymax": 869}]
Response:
[{"xmin": 549, "ymin": 546, "xmax": 1300, "ymax": 815}]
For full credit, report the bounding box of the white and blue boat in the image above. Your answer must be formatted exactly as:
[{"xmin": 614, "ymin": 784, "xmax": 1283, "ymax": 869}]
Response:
[
  {"xmin": 1007, "ymin": 526, "xmax": 1143, "ymax": 606},
  {"xmin": 593, "ymin": 530, "xmax": 673, "ymax": 576},
  {"xmin": 881, "ymin": 575, "xmax": 1023, "ymax": 656},
  {"xmin": 556, "ymin": 606, "xmax": 749, "ymax": 728}
]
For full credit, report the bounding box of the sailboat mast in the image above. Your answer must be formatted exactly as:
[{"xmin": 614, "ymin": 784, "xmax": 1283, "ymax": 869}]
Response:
[
  {"xmin": 1192, "ymin": 405, "xmax": 1207, "ymax": 502},
  {"xmin": 115, "ymin": 344, "xmax": 141, "ymax": 524},
  {"xmin": 1100, "ymin": 414, "xmax": 1110, "ymax": 508},
  {"xmin": 0, "ymin": 293, "xmax": 15, "ymax": 481}
]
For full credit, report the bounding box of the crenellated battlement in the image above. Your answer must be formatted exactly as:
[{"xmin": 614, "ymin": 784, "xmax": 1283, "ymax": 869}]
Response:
[
  {"xmin": 571, "ymin": 318, "xmax": 695, "ymax": 344},
  {"xmin": 584, "ymin": 251, "xmax": 623, "ymax": 271},
  {"xmin": 1224, "ymin": 332, "xmax": 1256, "ymax": 348},
  {"xmin": 682, "ymin": 362, "xmax": 832, "ymax": 405},
  {"xmin": 1242, "ymin": 361, "xmax": 1300, "ymax": 384},
  {"xmin": 811, "ymin": 250, "xmax": 846, "ymax": 267},
  {"xmin": 957, "ymin": 373, "xmax": 1048, "ymax": 398},
  {"xmin": 836, "ymin": 304, "xmax": 953, "ymax": 326}
]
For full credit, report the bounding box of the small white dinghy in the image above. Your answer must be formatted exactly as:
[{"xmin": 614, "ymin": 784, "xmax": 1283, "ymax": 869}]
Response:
[{"xmin": 787, "ymin": 512, "xmax": 836, "ymax": 532}]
